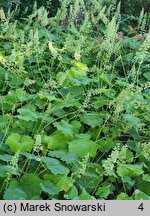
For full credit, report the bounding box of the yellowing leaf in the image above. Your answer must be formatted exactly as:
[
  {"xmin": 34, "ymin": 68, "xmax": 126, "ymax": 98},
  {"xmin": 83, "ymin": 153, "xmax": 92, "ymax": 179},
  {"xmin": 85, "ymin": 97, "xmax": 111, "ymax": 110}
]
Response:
[{"xmin": 71, "ymin": 61, "xmax": 89, "ymax": 71}]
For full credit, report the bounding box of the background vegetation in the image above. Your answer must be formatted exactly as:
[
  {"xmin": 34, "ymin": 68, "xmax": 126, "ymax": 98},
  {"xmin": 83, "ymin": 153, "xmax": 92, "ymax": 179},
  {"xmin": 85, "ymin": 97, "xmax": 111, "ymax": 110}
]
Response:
[
  {"xmin": 1, "ymin": 0, "xmax": 150, "ymax": 16},
  {"xmin": 0, "ymin": 0, "xmax": 150, "ymax": 200}
]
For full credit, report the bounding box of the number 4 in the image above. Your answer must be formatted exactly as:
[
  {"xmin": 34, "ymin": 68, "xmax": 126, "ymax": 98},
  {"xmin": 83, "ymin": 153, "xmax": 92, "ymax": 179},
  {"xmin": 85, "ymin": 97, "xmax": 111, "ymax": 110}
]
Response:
[{"xmin": 138, "ymin": 203, "xmax": 144, "ymax": 211}]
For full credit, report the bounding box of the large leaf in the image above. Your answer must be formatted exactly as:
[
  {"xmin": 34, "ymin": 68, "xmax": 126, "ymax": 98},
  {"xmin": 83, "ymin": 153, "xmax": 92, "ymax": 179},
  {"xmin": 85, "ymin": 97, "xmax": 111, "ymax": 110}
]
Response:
[
  {"xmin": 143, "ymin": 174, "xmax": 150, "ymax": 183},
  {"xmin": 64, "ymin": 186, "xmax": 78, "ymax": 199},
  {"xmin": 40, "ymin": 180, "xmax": 58, "ymax": 195},
  {"xmin": 20, "ymin": 174, "xmax": 41, "ymax": 199},
  {"xmin": 80, "ymin": 113, "xmax": 103, "ymax": 128},
  {"xmin": 96, "ymin": 185, "xmax": 111, "ymax": 198},
  {"xmin": 4, "ymin": 180, "xmax": 28, "ymax": 200},
  {"xmin": 0, "ymin": 154, "xmax": 12, "ymax": 162},
  {"xmin": 124, "ymin": 114, "xmax": 144, "ymax": 128},
  {"xmin": 49, "ymin": 150, "xmax": 77, "ymax": 164},
  {"xmin": 17, "ymin": 108, "xmax": 39, "ymax": 122},
  {"xmin": 0, "ymin": 115, "xmax": 10, "ymax": 128},
  {"xmin": 41, "ymin": 157, "xmax": 69, "ymax": 174},
  {"xmin": 44, "ymin": 132, "xmax": 70, "ymax": 150},
  {"xmin": 143, "ymin": 72, "xmax": 150, "ymax": 81},
  {"xmin": 45, "ymin": 174, "xmax": 73, "ymax": 192},
  {"xmin": 117, "ymin": 164, "xmax": 144, "ymax": 178},
  {"xmin": 4, "ymin": 187, "xmax": 28, "ymax": 200},
  {"xmin": 137, "ymin": 181, "xmax": 150, "ymax": 196},
  {"xmin": 5, "ymin": 133, "xmax": 34, "ymax": 153},
  {"xmin": 98, "ymin": 138, "xmax": 115, "ymax": 152},
  {"xmin": 78, "ymin": 189, "xmax": 95, "ymax": 200},
  {"xmin": 117, "ymin": 192, "xmax": 131, "ymax": 200},
  {"xmin": 68, "ymin": 134, "xmax": 98, "ymax": 158},
  {"xmin": 53, "ymin": 120, "xmax": 74, "ymax": 137},
  {"xmin": 0, "ymin": 165, "xmax": 11, "ymax": 177},
  {"xmin": 134, "ymin": 190, "xmax": 150, "ymax": 200}
]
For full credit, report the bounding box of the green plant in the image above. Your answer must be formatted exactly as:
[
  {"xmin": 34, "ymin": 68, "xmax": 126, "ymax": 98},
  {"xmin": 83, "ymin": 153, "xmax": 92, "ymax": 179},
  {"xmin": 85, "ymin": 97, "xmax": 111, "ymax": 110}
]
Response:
[{"xmin": 0, "ymin": 0, "xmax": 150, "ymax": 200}]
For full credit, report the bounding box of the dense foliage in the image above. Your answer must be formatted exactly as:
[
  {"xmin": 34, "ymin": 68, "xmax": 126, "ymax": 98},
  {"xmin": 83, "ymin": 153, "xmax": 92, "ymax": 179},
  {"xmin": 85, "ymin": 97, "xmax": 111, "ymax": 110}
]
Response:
[
  {"xmin": 1, "ymin": 0, "xmax": 59, "ymax": 16},
  {"xmin": 0, "ymin": 0, "xmax": 150, "ymax": 200},
  {"xmin": 1, "ymin": 0, "xmax": 150, "ymax": 18}
]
